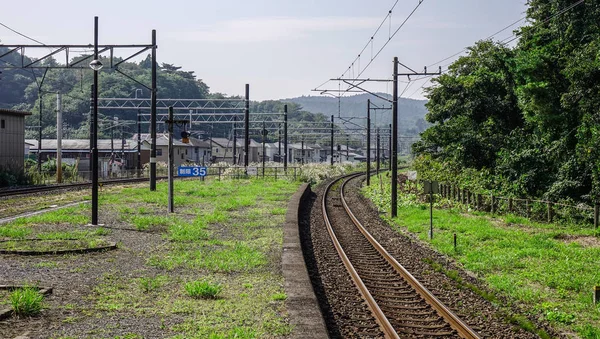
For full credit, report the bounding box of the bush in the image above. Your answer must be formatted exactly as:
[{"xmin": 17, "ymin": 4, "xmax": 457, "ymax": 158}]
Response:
[{"xmin": 0, "ymin": 164, "xmax": 32, "ymax": 187}]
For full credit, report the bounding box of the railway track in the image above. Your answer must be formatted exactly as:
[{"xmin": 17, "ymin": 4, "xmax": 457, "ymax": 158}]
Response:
[
  {"xmin": 322, "ymin": 173, "xmax": 481, "ymax": 338},
  {"xmin": 0, "ymin": 176, "xmax": 167, "ymax": 198}
]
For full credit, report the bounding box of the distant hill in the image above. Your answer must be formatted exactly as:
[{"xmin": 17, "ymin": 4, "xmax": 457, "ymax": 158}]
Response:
[{"xmin": 283, "ymin": 93, "xmax": 429, "ymax": 135}]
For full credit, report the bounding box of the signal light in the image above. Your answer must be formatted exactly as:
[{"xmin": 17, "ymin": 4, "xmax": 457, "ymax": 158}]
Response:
[{"xmin": 181, "ymin": 131, "xmax": 190, "ymax": 144}]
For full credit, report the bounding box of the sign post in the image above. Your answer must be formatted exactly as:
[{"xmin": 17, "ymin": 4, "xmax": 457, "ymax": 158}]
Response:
[
  {"xmin": 424, "ymin": 180, "xmax": 439, "ymax": 239},
  {"xmin": 177, "ymin": 166, "xmax": 207, "ymax": 177}
]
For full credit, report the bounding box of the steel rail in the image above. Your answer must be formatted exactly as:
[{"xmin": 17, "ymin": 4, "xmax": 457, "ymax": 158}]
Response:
[
  {"xmin": 0, "ymin": 176, "xmax": 167, "ymax": 198},
  {"xmin": 339, "ymin": 175, "xmax": 481, "ymax": 339},
  {"xmin": 322, "ymin": 173, "xmax": 400, "ymax": 339}
]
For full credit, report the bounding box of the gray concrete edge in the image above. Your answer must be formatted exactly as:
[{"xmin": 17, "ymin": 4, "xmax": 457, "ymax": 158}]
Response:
[{"xmin": 282, "ymin": 183, "xmax": 329, "ymax": 339}]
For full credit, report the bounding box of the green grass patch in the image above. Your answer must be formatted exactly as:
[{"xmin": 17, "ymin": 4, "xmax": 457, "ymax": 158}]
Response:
[
  {"xmin": 10, "ymin": 286, "xmax": 44, "ymax": 315},
  {"xmin": 363, "ymin": 181, "xmax": 600, "ymax": 338},
  {"xmin": 184, "ymin": 280, "xmax": 223, "ymax": 299}
]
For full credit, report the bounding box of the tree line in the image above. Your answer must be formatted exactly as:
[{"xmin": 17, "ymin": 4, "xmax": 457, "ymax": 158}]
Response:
[{"xmin": 413, "ymin": 0, "xmax": 600, "ymax": 204}]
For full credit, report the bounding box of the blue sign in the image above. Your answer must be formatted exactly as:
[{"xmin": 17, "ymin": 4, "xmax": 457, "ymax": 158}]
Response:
[{"xmin": 178, "ymin": 166, "xmax": 207, "ymax": 177}]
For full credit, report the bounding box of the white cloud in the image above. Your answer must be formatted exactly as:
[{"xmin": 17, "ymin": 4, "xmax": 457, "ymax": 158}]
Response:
[{"xmin": 168, "ymin": 16, "xmax": 382, "ymax": 43}]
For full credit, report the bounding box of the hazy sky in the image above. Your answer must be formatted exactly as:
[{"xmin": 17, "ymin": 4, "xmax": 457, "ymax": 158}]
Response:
[{"xmin": 1, "ymin": 0, "xmax": 528, "ymax": 101}]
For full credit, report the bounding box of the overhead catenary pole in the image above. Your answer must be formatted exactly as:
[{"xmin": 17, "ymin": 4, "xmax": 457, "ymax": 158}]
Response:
[
  {"xmin": 391, "ymin": 57, "xmax": 399, "ymax": 217},
  {"xmin": 284, "ymin": 104, "xmax": 288, "ymax": 171},
  {"xmin": 150, "ymin": 29, "xmax": 157, "ymax": 191},
  {"xmin": 167, "ymin": 106, "xmax": 174, "ymax": 213},
  {"xmin": 91, "ymin": 16, "xmax": 100, "ymax": 225},
  {"xmin": 137, "ymin": 110, "xmax": 141, "ymax": 177},
  {"xmin": 244, "ymin": 84, "xmax": 250, "ymax": 167},
  {"xmin": 232, "ymin": 115, "xmax": 237, "ymax": 165},
  {"xmin": 262, "ymin": 120, "xmax": 266, "ymax": 177},
  {"xmin": 301, "ymin": 137, "xmax": 304, "ymax": 165},
  {"xmin": 330, "ymin": 115, "xmax": 334, "ymax": 166},
  {"xmin": 376, "ymin": 128, "xmax": 380, "ymax": 173},
  {"xmin": 38, "ymin": 93, "xmax": 43, "ymax": 173},
  {"xmin": 56, "ymin": 92, "xmax": 63, "ymax": 183},
  {"xmin": 278, "ymin": 124, "xmax": 281, "ymax": 164},
  {"xmin": 366, "ymin": 99, "xmax": 371, "ymax": 186},
  {"xmin": 389, "ymin": 124, "xmax": 392, "ymax": 166}
]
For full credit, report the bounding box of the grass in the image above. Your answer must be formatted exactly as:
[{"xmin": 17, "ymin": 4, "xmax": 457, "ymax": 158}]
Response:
[
  {"xmin": 1, "ymin": 177, "xmax": 298, "ymax": 337},
  {"xmin": 86, "ymin": 178, "xmax": 297, "ymax": 338},
  {"xmin": 10, "ymin": 286, "xmax": 44, "ymax": 316},
  {"xmin": 185, "ymin": 280, "xmax": 223, "ymax": 299},
  {"xmin": 363, "ymin": 180, "xmax": 600, "ymax": 338}
]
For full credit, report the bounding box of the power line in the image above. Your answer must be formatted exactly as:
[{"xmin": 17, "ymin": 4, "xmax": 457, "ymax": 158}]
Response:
[
  {"xmin": 315, "ymin": 0, "xmax": 427, "ymax": 93},
  {"xmin": 0, "ymin": 21, "xmax": 47, "ymax": 46}
]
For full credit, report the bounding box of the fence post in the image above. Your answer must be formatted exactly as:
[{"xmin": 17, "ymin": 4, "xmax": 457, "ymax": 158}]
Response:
[
  {"xmin": 275, "ymin": 167, "xmax": 278, "ymax": 180},
  {"xmin": 526, "ymin": 199, "xmax": 531, "ymax": 218},
  {"xmin": 294, "ymin": 167, "xmax": 297, "ymax": 181},
  {"xmin": 595, "ymin": 204, "xmax": 599, "ymax": 229},
  {"xmin": 477, "ymin": 194, "xmax": 482, "ymax": 211},
  {"xmin": 218, "ymin": 167, "xmax": 221, "ymax": 181},
  {"xmin": 491, "ymin": 195, "xmax": 495, "ymax": 214},
  {"xmin": 508, "ymin": 197, "xmax": 513, "ymax": 213},
  {"xmin": 547, "ymin": 201, "xmax": 553, "ymax": 223}
]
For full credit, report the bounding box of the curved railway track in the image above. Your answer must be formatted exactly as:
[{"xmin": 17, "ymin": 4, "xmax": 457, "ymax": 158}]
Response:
[
  {"xmin": 322, "ymin": 173, "xmax": 481, "ymax": 338},
  {"xmin": 0, "ymin": 176, "xmax": 167, "ymax": 198}
]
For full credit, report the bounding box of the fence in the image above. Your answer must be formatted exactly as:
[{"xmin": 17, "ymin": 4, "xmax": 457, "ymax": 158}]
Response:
[
  {"xmin": 26, "ymin": 166, "xmax": 304, "ymax": 185},
  {"xmin": 435, "ymin": 183, "xmax": 599, "ymax": 228}
]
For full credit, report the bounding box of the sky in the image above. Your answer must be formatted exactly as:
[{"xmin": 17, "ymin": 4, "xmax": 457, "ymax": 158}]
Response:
[{"xmin": 0, "ymin": 0, "xmax": 528, "ymax": 101}]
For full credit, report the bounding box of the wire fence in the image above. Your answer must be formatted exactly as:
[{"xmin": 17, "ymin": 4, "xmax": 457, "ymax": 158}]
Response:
[{"xmin": 437, "ymin": 184, "xmax": 599, "ymax": 228}]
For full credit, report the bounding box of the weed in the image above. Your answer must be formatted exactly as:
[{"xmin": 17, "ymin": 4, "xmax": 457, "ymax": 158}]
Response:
[
  {"xmin": 271, "ymin": 293, "xmax": 287, "ymax": 301},
  {"xmin": 184, "ymin": 280, "xmax": 223, "ymax": 299},
  {"xmin": 138, "ymin": 276, "xmax": 165, "ymax": 293},
  {"xmin": 10, "ymin": 286, "xmax": 44, "ymax": 315}
]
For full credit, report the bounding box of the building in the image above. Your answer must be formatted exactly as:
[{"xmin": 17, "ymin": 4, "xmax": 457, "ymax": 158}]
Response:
[
  {"xmin": 0, "ymin": 108, "xmax": 31, "ymax": 170},
  {"xmin": 131, "ymin": 133, "xmax": 194, "ymax": 167},
  {"xmin": 187, "ymin": 137, "xmax": 212, "ymax": 165},
  {"xmin": 208, "ymin": 137, "xmax": 261, "ymax": 164},
  {"xmin": 26, "ymin": 139, "xmax": 149, "ymax": 177}
]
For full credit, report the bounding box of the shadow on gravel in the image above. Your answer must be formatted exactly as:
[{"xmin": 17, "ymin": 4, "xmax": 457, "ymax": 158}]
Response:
[{"xmin": 299, "ymin": 191, "xmax": 343, "ymax": 339}]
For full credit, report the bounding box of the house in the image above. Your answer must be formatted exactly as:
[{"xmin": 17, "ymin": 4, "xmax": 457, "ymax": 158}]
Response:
[
  {"xmin": 131, "ymin": 133, "xmax": 193, "ymax": 167},
  {"xmin": 187, "ymin": 137, "xmax": 212, "ymax": 165},
  {"xmin": 289, "ymin": 143, "xmax": 316, "ymax": 164},
  {"xmin": 208, "ymin": 137, "xmax": 260, "ymax": 164},
  {"xmin": 0, "ymin": 108, "xmax": 31, "ymax": 170},
  {"xmin": 26, "ymin": 138, "xmax": 148, "ymax": 178}
]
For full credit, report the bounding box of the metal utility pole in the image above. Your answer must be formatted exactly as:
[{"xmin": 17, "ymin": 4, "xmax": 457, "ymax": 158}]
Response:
[
  {"xmin": 301, "ymin": 138, "xmax": 304, "ymax": 165},
  {"xmin": 56, "ymin": 92, "xmax": 63, "ymax": 183},
  {"xmin": 91, "ymin": 16, "xmax": 100, "ymax": 225},
  {"xmin": 376, "ymin": 128, "xmax": 381, "ymax": 173},
  {"xmin": 366, "ymin": 99, "xmax": 371, "ymax": 186},
  {"xmin": 346, "ymin": 137, "xmax": 349, "ymax": 160},
  {"xmin": 165, "ymin": 107, "xmax": 188, "ymax": 213},
  {"xmin": 137, "ymin": 110, "xmax": 141, "ymax": 178},
  {"xmin": 392, "ymin": 57, "xmax": 399, "ymax": 217},
  {"xmin": 38, "ymin": 94, "xmax": 43, "ymax": 173},
  {"xmin": 244, "ymin": 84, "xmax": 250, "ymax": 167},
  {"xmin": 330, "ymin": 115, "xmax": 334, "ymax": 166},
  {"xmin": 150, "ymin": 29, "xmax": 157, "ymax": 191},
  {"xmin": 262, "ymin": 121, "xmax": 266, "ymax": 177},
  {"xmin": 389, "ymin": 124, "xmax": 392, "ymax": 166},
  {"xmin": 232, "ymin": 115, "xmax": 237, "ymax": 165},
  {"xmin": 278, "ymin": 124, "xmax": 281, "ymax": 164},
  {"xmin": 284, "ymin": 104, "xmax": 288, "ymax": 171},
  {"xmin": 167, "ymin": 107, "xmax": 174, "ymax": 213}
]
